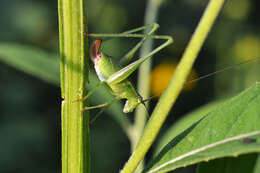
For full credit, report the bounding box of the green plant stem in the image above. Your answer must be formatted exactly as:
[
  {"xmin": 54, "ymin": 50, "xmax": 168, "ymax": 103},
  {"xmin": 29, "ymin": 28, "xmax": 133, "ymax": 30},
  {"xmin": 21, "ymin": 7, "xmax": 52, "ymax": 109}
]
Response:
[
  {"xmin": 58, "ymin": 0, "xmax": 90, "ymax": 172},
  {"xmin": 121, "ymin": 0, "xmax": 225, "ymax": 172},
  {"xmin": 133, "ymin": 0, "xmax": 163, "ymax": 172}
]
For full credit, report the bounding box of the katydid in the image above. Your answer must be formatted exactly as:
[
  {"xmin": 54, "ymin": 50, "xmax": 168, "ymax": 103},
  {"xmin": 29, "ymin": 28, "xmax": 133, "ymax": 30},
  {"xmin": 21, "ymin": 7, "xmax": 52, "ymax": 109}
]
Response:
[
  {"xmin": 79, "ymin": 23, "xmax": 173, "ymax": 113},
  {"xmin": 79, "ymin": 23, "xmax": 260, "ymax": 114}
]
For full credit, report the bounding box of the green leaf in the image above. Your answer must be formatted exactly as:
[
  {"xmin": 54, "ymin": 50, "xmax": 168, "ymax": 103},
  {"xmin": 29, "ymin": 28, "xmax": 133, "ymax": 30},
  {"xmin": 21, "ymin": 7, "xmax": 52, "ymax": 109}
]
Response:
[
  {"xmin": 196, "ymin": 153, "xmax": 258, "ymax": 173},
  {"xmin": 154, "ymin": 101, "xmax": 222, "ymax": 156},
  {"xmin": 144, "ymin": 83, "xmax": 260, "ymax": 173},
  {"xmin": 0, "ymin": 43, "xmax": 60, "ymax": 85}
]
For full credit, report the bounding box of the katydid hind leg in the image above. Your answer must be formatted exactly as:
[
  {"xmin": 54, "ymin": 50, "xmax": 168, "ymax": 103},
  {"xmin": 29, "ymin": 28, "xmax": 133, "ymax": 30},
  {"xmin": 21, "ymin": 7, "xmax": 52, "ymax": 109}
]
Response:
[
  {"xmin": 106, "ymin": 34, "xmax": 173, "ymax": 85},
  {"xmin": 120, "ymin": 23, "xmax": 159, "ymax": 64}
]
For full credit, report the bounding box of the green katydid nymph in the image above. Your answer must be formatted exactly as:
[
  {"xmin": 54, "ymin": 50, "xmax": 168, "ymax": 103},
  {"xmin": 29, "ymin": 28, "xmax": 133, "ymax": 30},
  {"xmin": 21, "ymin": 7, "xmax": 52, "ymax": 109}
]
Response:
[
  {"xmin": 79, "ymin": 23, "xmax": 173, "ymax": 113},
  {"xmin": 79, "ymin": 23, "xmax": 260, "ymax": 114},
  {"xmin": 90, "ymin": 39, "xmax": 143, "ymax": 113}
]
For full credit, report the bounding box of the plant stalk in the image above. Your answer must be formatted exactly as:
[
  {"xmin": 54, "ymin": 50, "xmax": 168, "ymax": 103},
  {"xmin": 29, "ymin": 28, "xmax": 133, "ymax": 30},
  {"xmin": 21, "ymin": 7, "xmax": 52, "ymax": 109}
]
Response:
[{"xmin": 58, "ymin": 0, "xmax": 90, "ymax": 172}]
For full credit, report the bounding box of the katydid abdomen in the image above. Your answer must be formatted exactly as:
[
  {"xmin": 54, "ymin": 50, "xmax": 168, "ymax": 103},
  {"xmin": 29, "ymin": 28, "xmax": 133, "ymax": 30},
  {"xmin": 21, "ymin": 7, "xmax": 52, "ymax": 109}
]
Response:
[{"xmin": 90, "ymin": 39, "xmax": 142, "ymax": 113}]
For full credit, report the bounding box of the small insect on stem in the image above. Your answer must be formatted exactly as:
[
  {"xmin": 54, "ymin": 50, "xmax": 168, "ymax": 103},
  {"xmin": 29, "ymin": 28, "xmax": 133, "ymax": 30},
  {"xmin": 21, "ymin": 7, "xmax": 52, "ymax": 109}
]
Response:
[
  {"xmin": 82, "ymin": 23, "xmax": 260, "ymax": 115},
  {"xmin": 82, "ymin": 30, "xmax": 260, "ymax": 116},
  {"xmin": 89, "ymin": 39, "xmax": 143, "ymax": 113}
]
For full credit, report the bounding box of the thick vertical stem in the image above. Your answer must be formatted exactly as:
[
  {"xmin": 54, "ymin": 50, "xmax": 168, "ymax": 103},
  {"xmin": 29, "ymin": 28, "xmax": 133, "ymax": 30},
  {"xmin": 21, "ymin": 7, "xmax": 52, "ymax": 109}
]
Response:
[{"xmin": 58, "ymin": 0, "xmax": 90, "ymax": 172}]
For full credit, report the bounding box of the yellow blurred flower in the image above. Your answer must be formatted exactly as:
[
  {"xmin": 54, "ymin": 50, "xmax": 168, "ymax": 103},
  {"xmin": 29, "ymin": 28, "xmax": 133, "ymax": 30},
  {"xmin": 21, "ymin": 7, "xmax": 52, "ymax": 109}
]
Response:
[
  {"xmin": 233, "ymin": 35, "xmax": 260, "ymax": 61},
  {"xmin": 150, "ymin": 62, "xmax": 198, "ymax": 97}
]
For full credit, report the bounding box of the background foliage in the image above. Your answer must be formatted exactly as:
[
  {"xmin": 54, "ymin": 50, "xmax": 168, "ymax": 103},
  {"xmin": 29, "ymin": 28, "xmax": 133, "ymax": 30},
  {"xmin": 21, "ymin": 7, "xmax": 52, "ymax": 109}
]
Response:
[{"xmin": 0, "ymin": 0, "xmax": 260, "ymax": 172}]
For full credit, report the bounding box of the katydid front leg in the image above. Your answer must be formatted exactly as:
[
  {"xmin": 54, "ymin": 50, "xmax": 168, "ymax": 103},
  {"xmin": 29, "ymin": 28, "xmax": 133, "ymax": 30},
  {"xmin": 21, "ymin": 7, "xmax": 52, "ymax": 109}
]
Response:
[{"xmin": 81, "ymin": 23, "xmax": 173, "ymax": 113}]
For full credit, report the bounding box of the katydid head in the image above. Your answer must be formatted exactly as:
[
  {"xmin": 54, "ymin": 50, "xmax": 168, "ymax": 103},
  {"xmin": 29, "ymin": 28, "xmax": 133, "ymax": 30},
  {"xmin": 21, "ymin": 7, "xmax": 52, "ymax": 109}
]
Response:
[{"xmin": 90, "ymin": 39, "xmax": 103, "ymax": 64}]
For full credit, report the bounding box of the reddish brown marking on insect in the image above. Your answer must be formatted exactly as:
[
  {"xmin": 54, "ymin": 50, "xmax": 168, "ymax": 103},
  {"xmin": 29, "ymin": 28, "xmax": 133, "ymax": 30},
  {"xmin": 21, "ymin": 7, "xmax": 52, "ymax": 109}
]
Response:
[{"xmin": 90, "ymin": 39, "xmax": 102, "ymax": 63}]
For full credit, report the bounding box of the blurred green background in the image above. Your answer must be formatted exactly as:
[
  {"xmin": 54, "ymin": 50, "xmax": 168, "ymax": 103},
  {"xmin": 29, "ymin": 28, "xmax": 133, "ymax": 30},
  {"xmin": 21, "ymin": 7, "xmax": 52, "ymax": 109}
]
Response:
[{"xmin": 0, "ymin": 0, "xmax": 259, "ymax": 172}]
